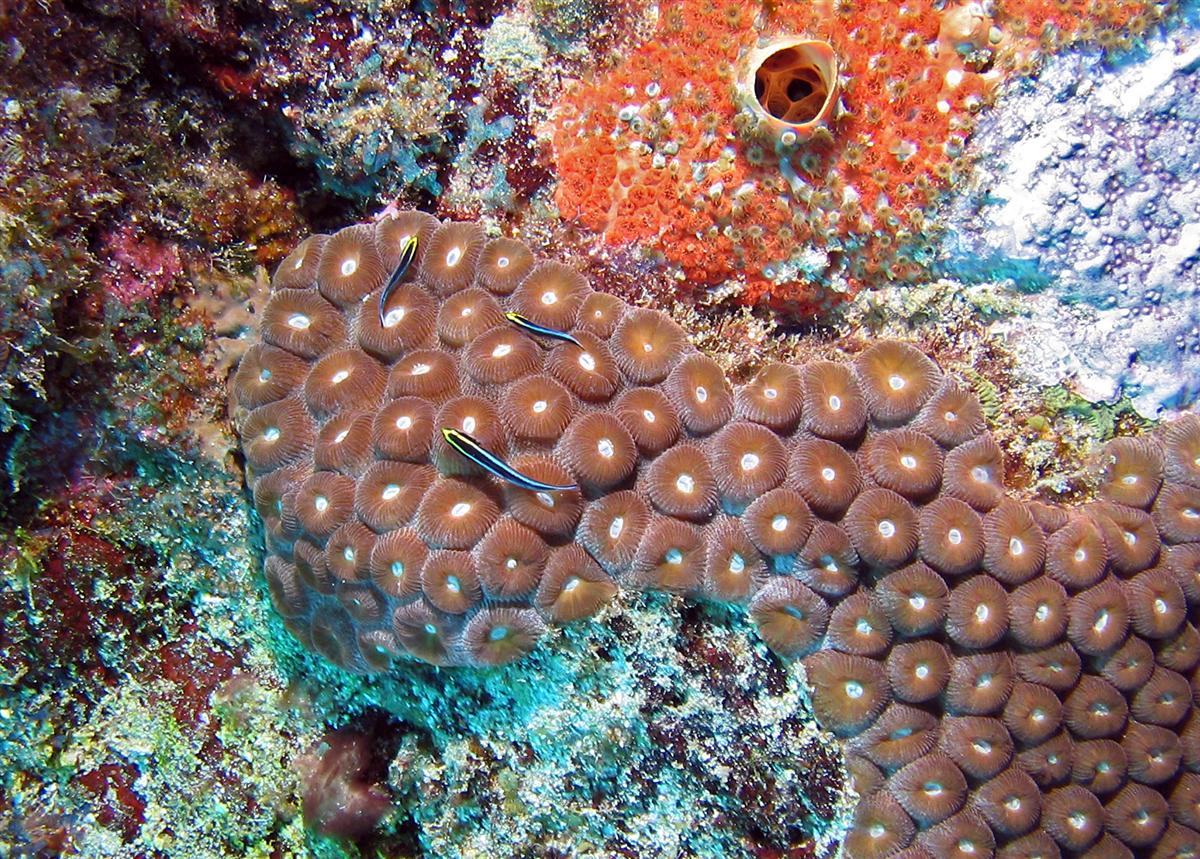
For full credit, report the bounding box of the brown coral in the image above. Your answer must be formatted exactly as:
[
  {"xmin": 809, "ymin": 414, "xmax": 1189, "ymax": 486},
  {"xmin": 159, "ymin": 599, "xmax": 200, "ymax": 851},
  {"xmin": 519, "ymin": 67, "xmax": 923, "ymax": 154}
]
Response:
[{"xmin": 234, "ymin": 214, "xmax": 1200, "ymax": 858}]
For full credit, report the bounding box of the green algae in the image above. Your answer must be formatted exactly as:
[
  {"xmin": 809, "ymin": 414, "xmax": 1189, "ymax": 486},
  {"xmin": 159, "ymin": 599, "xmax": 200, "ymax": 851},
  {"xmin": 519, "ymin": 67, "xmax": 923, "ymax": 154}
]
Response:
[
  {"xmin": 963, "ymin": 368, "xmax": 1003, "ymax": 421},
  {"xmin": 1040, "ymin": 384, "xmax": 1152, "ymax": 440}
]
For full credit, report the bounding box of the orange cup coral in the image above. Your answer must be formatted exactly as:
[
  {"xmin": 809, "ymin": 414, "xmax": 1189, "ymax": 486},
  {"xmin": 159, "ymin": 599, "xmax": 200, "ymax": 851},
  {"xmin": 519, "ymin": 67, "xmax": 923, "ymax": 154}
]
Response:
[{"xmin": 550, "ymin": 0, "xmax": 1170, "ymax": 312}]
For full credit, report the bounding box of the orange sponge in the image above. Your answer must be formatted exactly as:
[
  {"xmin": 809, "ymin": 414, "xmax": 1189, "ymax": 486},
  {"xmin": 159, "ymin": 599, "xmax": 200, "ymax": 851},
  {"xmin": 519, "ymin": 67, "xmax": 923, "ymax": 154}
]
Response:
[{"xmin": 550, "ymin": 0, "xmax": 1169, "ymax": 313}]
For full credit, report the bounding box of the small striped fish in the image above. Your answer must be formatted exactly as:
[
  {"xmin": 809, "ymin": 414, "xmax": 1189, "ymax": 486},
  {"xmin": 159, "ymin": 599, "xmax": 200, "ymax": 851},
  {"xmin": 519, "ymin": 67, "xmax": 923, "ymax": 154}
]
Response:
[
  {"xmin": 378, "ymin": 234, "xmax": 420, "ymax": 326},
  {"xmin": 505, "ymin": 311, "xmax": 582, "ymax": 347},
  {"xmin": 440, "ymin": 427, "xmax": 578, "ymax": 492}
]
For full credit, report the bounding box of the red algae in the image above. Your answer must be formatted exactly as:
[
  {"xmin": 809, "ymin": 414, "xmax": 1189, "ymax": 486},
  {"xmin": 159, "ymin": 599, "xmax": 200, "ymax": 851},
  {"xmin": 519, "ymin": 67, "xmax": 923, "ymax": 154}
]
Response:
[{"xmin": 297, "ymin": 731, "xmax": 392, "ymax": 840}]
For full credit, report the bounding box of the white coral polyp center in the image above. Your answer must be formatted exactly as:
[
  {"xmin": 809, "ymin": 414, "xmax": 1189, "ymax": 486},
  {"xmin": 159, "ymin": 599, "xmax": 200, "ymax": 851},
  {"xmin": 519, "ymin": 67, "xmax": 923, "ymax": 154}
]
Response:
[
  {"xmin": 888, "ymin": 374, "xmax": 906, "ymax": 391},
  {"xmin": 462, "ymin": 416, "xmax": 477, "ymax": 433},
  {"xmin": 411, "ymin": 363, "xmax": 431, "ymax": 376},
  {"xmin": 579, "ymin": 353, "xmax": 597, "ymax": 372},
  {"xmin": 694, "ymin": 385, "xmax": 708, "ymax": 403},
  {"xmin": 340, "ymin": 257, "xmax": 358, "ymax": 277},
  {"xmin": 492, "ymin": 343, "xmax": 513, "ymax": 359},
  {"xmin": 676, "ymin": 474, "xmax": 695, "ymax": 494},
  {"xmin": 496, "ymin": 256, "xmax": 510, "ymax": 269},
  {"xmin": 643, "ymin": 409, "xmax": 657, "ymax": 423},
  {"xmin": 970, "ymin": 465, "xmax": 990, "ymax": 483},
  {"xmin": 598, "ymin": 438, "xmax": 615, "ymax": 458},
  {"xmin": 609, "ymin": 516, "xmax": 625, "ymax": 539},
  {"xmin": 383, "ymin": 306, "xmax": 406, "ymax": 328},
  {"xmin": 821, "ymin": 466, "xmax": 836, "ymax": 482},
  {"xmin": 878, "ymin": 519, "xmax": 896, "ymax": 538},
  {"xmin": 287, "ymin": 313, "xmax": 311, "ymax": 330},
  {"xmin": 947, "ymin": 527, "xmax": 963, "ymax": 545},
  {"xmin": 828, "ymin": 394, "xmax": 842, "ymax": 411},
  {"xmin": 382, "ymin": 484, "xmax": 401, "ymax": 501},
  {"xmin": 446, "ymin": 247, "xmax": 463, "ymax": 267},
  {"xmin": 450, "ymin": 502, "xmax": 471, "ymax": 518},
  {"xmin": 532, "ymin": 399, "xmax": 548, "ymax": 414},
  {"xmin": 740, "ymin": 453, "xmax": 760, "ymax": 471},
  {"xmin": 763, "ymin": 387, "xmax": 778, "ymax": 400},
  {"xmin": 331, "ymin": 369, "xmax": 350, "ymax": 385},
  {"xmin": 541, "ymin": 290, "xmax": 558, "ymax": 305},
  {"xmin": 1009, "ymin": 537, "xmax": 1024, "ymax": 556},
  {"xmin": 396, "ymin": 415, "xmax": 413, "ymax": 430}
]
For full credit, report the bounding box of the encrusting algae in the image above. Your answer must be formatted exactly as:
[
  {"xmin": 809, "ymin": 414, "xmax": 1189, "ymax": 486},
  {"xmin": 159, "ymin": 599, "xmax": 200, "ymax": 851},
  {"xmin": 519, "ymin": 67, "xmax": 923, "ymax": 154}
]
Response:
[{"xmin": 234, "ymin": 212, "xmax": 1200, "ymax": 857}]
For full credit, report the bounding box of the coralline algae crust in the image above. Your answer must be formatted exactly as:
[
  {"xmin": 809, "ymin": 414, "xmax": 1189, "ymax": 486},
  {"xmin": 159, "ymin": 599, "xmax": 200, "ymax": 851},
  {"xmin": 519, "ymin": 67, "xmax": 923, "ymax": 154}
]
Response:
[{"xmin": 947, "ymin": 19, "xmax": 1200, "ymax": 416}]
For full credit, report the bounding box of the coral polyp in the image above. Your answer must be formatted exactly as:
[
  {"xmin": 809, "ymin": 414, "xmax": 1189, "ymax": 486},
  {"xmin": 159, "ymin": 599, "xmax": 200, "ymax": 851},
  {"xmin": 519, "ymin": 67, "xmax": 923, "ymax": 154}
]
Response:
[
  {"xmin": 551, "ymin": 0, "xmax": 1173, "ymax": 311},
  {"xmin": 219, "ymin": 202, "xmax": 1200, "ymax": 858}
]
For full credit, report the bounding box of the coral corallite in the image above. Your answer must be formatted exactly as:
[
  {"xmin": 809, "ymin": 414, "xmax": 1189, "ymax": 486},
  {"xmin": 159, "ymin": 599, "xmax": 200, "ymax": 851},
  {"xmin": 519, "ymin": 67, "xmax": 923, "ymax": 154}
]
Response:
[
  {"xmin": 234, "ymin": 213, "xmax": 1200, "ymax": 858},
  {"xmin": 549, "ymin": 0, "xmax": 1169, "ymax": 311}
]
